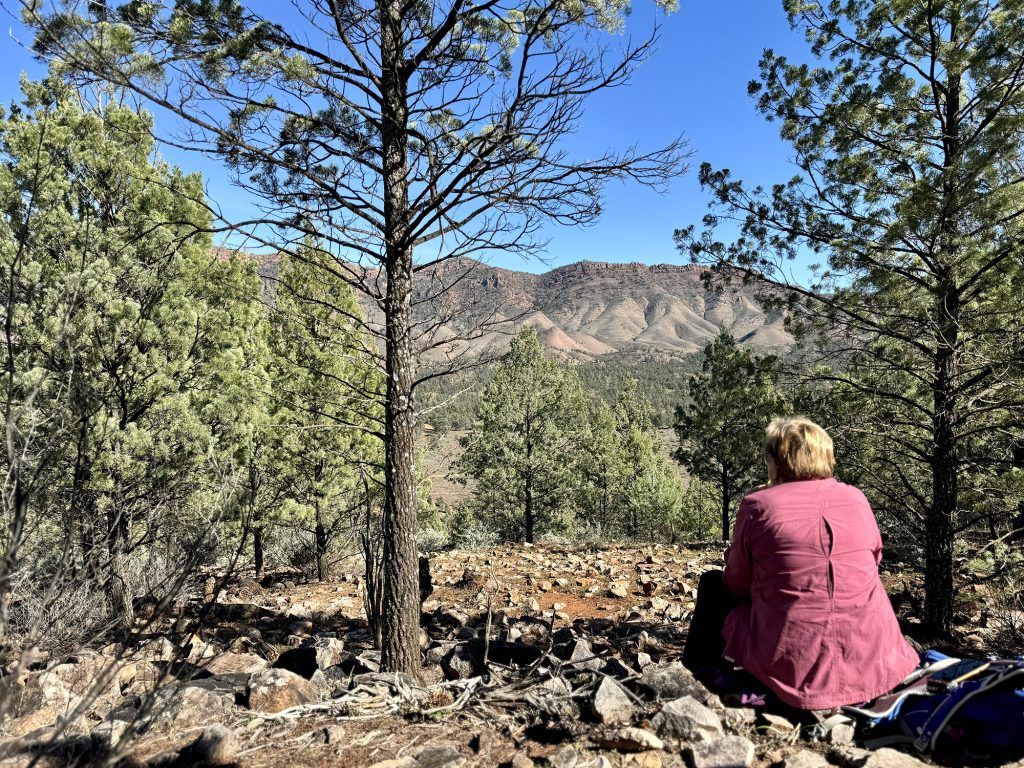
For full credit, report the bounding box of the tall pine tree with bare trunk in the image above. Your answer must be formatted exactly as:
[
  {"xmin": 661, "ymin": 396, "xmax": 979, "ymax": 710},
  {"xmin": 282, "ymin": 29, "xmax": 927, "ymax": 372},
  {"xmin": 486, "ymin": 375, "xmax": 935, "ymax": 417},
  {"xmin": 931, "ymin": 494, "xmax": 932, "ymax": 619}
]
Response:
[{"xmin": 24, "ymin": 0, "xmax": 688, "ymax": 672}]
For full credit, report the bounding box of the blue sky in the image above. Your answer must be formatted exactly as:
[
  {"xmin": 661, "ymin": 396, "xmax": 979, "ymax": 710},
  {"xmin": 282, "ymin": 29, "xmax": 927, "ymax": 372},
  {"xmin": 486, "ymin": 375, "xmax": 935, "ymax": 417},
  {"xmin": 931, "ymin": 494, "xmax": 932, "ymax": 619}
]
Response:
[{"xmin": 0, "ymin": 1, "xmax": 809, "ymax": 274}]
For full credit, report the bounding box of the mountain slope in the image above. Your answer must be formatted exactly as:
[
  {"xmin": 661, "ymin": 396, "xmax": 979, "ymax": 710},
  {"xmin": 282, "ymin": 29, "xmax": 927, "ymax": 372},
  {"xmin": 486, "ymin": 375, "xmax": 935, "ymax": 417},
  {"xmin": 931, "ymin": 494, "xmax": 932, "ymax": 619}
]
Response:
[
  {"xmin": 240, "ymin": 250, "xmax": 791, "ymax": 360},
  {"xmin": 396, "ymin": 259, "xmax": 791, "ymax": 361}
]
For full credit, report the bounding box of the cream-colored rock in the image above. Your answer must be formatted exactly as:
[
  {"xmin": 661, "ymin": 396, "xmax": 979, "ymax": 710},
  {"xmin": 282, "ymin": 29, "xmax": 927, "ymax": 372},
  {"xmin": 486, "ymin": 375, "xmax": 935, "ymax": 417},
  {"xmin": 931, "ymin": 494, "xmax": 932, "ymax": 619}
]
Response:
[{"xmin": 247, "ymin": 668, "xmax": 317, "ymax": 713}]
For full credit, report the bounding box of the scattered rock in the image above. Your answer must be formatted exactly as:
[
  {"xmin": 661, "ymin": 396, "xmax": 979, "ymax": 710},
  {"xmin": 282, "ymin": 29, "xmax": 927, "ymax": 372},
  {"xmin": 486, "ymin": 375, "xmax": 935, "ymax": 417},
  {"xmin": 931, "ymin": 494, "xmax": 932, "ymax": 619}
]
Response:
[
  {"xmin": 639, "ymin": 661, "xmax": 708, "ymax": 702},
  {"xmin": 623, "ymin": 753, "xmax": 661, "ymax": 768},
  {"xmin": 323, "ymin": 724, "xmax": 346, "ymax": 744},
  {"xmin": 288, "ymin": 619, "xmax": 314, "ymax": 637},
  {"xmin": 189, "ymin": 725, "xmax": 239, "ymax": 765},
  {"xmin": 827, "ymin": 723, "xmax": 856, "ymax": 746},
  {"xmin": 162, "ymin": 685, "xmax": 236, "ymax": 729},
  {"xmin": 471, "ymin": 729, "xmax": 496, "ymax": 754},
  {"xmin": 351, "ymin": 672, "xmax": 424, "ymax": 699},
  {"xmin": 272, "ymin": 640, "xmax": 342, "ymax": 679},
  {"xmin": 124, "ymin": 660, "xmax": 164, "ymax": 694},
  {"xmin": 829, "ymin": 747, "xmax": 873, "ymax": 768},
  {"xmin": 592, "ymin": 676, "xmax": 635, "ymax": 725},
  {"xmin": 652, "ymin": 696, "xmax": 723, "ymax": 744},
  {"xmin": 602, "ymin": 657, "xmax": 633, "ymax": 679},
  {"xmin": 90, "ymin": 718, "xmax": 130, "ymax": 750},
  {"xmin": 411, "ymin": 743, "xmax": 465, "ymax": 768},
  {"xmin": 459, "ymin": 567, "xmax": 488, "ymax": 589},
  {"xmin": 368, "ymin": 759, "xmax": 417, "ymax": 768},
  {"xmin": 247, "ymin": 668, "xmax": 318, "ymax": 713},
  {"xmin": 204, "ymin": 652, "xmax": 268, "ymax": 676},
  {"xmin": 762, "ymin": 712, "xmax": 798, "ymax": 736},
  {"xmin": 723, "ymin": 707, "xmax": 757, "ymax": 732},
  {"xmin": 425, "ymin": 642, "xmax": 456, "ymax": 667},
  {"xmin": 510, "ymin": 754, "xmax": 536, "ymax": 768},
  {"xmin": 545, "ymin": 744, "xmax": 579, "ymax": 768},
  {"xmin": 688, "ymin": 735, "xmax": 755, "ymax": 768},
  {"xmin": 784, "ymin": 751, "xmax": 830, "ymax": 768},
  {"xmin": 598, "ymin": 726, "xmax": 664, "ymax": 752},
  {"xmin": 542, "ymin": 677, "xmax": 573, "ymax": 696},
  {"xmin": 441, "ymin": 644, "xmax": 479, "ymax": 680},
  {"xmin": 334, "ymin": 652, "xmax": 381, "ymax": 676},
  {"xmin": 566, "ymin": 639, "xmax": 603, "ymax": 672},
  {"xmin": 862, "ymin": 749, "xmax": 930, "ymax": 768}
]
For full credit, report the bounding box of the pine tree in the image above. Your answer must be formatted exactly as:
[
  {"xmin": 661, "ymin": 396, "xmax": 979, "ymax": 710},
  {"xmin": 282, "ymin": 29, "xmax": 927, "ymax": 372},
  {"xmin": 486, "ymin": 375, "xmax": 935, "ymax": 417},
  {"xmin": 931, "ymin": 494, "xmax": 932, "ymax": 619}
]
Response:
[
  {"xmin": 267, "ymin": 245, "xmax": 385, "ymax": 582},
  {"xmin": 26, "ymin": 0, "xmax": 687, "ymax": 673},
  {"xmin": 580, "ymin": 399, "xmax": 623, "ymax": 535},
  {"xmin": 0, "ymin": 77, "xmax": 265, "ymax": 632},
  {"xmin": 577, "ymin": 378, "xmax": 685, "ymax": 540},
  {"xmin": 459, "ymin": 327, "xmax": 586, "ymax": 543},
  {"xmin": 674, "ymin": 331, "xmax": 787, "ymax": 541}
]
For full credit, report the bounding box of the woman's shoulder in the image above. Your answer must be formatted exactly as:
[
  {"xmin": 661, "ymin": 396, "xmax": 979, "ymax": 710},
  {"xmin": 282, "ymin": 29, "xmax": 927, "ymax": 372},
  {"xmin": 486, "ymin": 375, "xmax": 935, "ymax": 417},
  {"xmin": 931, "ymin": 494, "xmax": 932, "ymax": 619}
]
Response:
[
  {"xmin": 743, "ymin": 478, "xmax": 869, "ymax": 506},
  {"xmin": 828, "ymin": 479, "xmax": 872, "ymax": 505}
]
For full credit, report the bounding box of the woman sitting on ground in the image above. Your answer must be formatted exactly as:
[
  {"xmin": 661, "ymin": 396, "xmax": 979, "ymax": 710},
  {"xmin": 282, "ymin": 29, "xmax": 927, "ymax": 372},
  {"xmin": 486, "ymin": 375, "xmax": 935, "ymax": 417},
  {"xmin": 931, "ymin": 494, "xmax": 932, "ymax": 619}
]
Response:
[{"xmin": 685, "ymin": 416, "xmax": 919, "ymax": 710}]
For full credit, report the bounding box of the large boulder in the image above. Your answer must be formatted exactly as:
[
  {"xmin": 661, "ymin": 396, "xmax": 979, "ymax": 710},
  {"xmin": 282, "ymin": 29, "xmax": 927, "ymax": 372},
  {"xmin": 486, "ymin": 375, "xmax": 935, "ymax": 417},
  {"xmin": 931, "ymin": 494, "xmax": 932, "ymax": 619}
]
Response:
[
  {"xmin": 5, "ymin": 705, "xmax": 63, "ymax": 738},
  {"xmin": 5, "ymin": 655, "xmax": 124, "ymax": 732},
  {"xmin": 165, "ymin": 685, "xmax": 236, "ymax": 730},
  {"xmin": 9, "ymin": 670, "xmax": 75, "ymax": 718},
  {"xmin": 247, "ymin": 668, "xmax": 318, "ymax": 713}
]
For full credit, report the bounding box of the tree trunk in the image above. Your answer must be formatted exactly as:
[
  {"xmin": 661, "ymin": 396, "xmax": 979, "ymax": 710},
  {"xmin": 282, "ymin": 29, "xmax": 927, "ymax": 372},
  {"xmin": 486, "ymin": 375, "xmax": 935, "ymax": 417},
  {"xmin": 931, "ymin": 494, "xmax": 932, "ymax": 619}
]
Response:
[
  {"xmin": 0, "ymin": 480, "xmax": 30, "ymax": 634},
  {"xmin": 314, "ymin": 498, "xmax": 327, "ymax": 583},
  {"xmin": 924, "ymin": 44, "xmax": 963, "ymax": 637},
  {"xmin": 926, "ymin": 283, "xmax": 958, "ymax": 635},
  {"xmin": 720, "ymin": 467, "xmax": 731, "ymax": 542},
  {"xmin": 361, "ymin": 472, "xmax": 384, "ymax": 649},
  {"xmin": 378, "ymin": 0, "xmax": 420, "ymax": 675},
  {"xmin": 253, "ymin": 525, "xmax": 265, "ymax": 581},
  {"xmin": 108, "ymin": 509, "xmax": 134, "ymax": 634},
  {"xmin": 927, "ymin": 365, "xmax": 957, "ymax": 635},
  {"xmin": 524, "ymin": 471, "xmax": 534, "ymax": 544},
  {"xmin": 600, "ymin": 471, "xmax": 608, "ymax": 532},
  {"xmin": 524, "ymin": 407, "xmax": 534, "ymax": 543}
]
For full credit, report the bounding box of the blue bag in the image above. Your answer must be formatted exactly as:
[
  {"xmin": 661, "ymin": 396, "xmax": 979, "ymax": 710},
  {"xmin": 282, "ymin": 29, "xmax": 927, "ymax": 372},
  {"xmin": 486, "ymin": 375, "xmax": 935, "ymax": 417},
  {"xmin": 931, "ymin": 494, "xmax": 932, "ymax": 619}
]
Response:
[{"xmin": 842, "ymin": 651, "xmax": 1024, "ymax": 763}]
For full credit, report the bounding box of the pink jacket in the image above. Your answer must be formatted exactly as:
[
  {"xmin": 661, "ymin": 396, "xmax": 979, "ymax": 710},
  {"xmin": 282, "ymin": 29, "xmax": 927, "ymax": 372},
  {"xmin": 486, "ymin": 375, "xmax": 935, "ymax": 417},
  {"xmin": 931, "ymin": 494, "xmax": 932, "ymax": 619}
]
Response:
[{"xmin": 722, "ymin": 478, "xmax": 919, "ymax": 709}]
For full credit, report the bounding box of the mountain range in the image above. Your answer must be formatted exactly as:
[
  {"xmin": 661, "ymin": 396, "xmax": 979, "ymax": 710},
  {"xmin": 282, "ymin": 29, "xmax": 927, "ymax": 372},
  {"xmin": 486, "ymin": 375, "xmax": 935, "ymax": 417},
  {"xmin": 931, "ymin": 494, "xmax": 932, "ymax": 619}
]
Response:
[
  {"xmin": 240, "ymin": 251, "xmax": 792, "ymax": 361},
  {"xmin": 397, "ymin": 258, "xmax": 791, "ymax": 361}
]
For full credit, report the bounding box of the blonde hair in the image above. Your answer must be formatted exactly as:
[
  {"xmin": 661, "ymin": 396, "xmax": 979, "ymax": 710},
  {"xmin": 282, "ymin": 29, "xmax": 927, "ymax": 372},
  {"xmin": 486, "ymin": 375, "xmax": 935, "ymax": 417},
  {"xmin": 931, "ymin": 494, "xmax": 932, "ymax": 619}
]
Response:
[{"xmin": 764, "ymin": 417, "xmax": 835, "ymax": 484}]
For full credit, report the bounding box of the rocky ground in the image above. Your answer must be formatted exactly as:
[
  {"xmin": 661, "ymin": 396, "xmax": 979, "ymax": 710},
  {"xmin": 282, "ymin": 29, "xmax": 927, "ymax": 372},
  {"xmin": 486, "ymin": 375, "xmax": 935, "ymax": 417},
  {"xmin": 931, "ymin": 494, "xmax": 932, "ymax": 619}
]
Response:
[{"xmin": 0, "ymin": 544, "xmax": 1020, "ymax": 768}]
